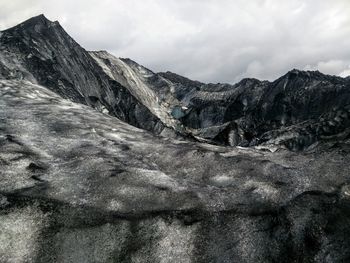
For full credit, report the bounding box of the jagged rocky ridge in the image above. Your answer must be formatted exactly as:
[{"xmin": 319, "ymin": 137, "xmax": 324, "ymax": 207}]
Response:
[
  {"xmin": 90, "ymin": 52, "xmax": 350, "ymax": 151},
  {"xmin": 1, "ymin": 15, "xmax": 349, "ymax": 150},
  {"xmin": 0, "ymin": 15, "xmax": 350, "ymax": 263}
]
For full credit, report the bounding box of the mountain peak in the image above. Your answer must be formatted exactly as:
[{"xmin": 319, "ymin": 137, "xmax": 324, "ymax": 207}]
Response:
[
  {"xmin": 281, "ymin": 69, "xmax": 326, "ymax": 80},
  {"xmin": 5, "ymin": 14, "xmax": 58, "ymax": 32},
  {"xmin": 285, "ymin": 69, "xmax": 313, "ymax": 77},
  {"xmin": 22, "ymin": 14, "xmax": 53, "ymax": 25},
  {"xmin": 29, "ymin": 14, "xmax": 48, "ymax": 21},
  {"xmin": 289, "ymin": 68, "xmax": 302, "ymax": 73}
]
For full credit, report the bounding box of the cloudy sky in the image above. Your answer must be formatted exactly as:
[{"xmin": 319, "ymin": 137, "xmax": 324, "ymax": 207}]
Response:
[{"xmin": 0, "ymin": 0, "xmax": 349, "ymax": 83}]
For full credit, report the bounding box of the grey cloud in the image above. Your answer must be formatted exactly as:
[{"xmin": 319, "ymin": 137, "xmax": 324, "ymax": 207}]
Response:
[{"xmin": 0, "ymin": 0, "xmax": 349, "ymax": 83}]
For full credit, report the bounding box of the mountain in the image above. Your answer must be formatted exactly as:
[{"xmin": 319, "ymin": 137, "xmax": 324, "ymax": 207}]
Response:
[
  {"xmin": 2, "ymin": 15, "xmax": 349, "ymax": 150},
  {"xmin": 0, "ymin": 15, "xmax": 350, "ymax": 263},
  {"xmin": 0, "ymin": 14, "xmax": 164, "ymax": 133},
  {"xmin": 90, "ymin": 52, "xmax": 350, "ymax": 151}
]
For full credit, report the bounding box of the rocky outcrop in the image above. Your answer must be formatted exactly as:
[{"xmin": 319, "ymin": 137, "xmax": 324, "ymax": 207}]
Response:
[{"xmin": 1, "ymin": 79, "xmax": 350, "ymax": 262}]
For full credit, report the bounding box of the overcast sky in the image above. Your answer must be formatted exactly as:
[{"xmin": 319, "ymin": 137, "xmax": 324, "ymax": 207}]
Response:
[{"xmin": 0, "ymin": 0, "xmax": 349, "ymax": 83}]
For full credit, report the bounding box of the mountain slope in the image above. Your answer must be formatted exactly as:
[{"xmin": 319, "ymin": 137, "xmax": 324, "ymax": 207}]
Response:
[
  {"xmin": 90, "ymin": 51, "xmax": 186, "ymax": 132},
  {"xmin": 92, "ymin": 49, "xmax": 350, "ymax": 149},
  {"xmin": 0, "ymin": 14, "xmax": 164, "ymax": 133}
]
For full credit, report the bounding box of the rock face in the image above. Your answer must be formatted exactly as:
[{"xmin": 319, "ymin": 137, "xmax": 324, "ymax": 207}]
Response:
[
  {"xmin": 0, "ymin": 15, "xmax": 350, "ymax": 263},
  {"xmin": 0, "ymin": 15, "xmax": 164, "ymax": 133},
  {"xmin": 89, "ymin": 51, "xmax": 186, "ymax": 133}
]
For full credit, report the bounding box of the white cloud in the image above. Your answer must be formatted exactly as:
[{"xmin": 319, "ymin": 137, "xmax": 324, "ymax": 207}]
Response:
[
  {"xmin": 304, "ymin": 60, "xmax": 350, "ymax": 76},
  {"xmin": 0, "ymin": 0, "xmax": 349, "ymax": 83},
  {"xmin": 339, "ymin": 67, "xmax": 350, "ymax": 78}
]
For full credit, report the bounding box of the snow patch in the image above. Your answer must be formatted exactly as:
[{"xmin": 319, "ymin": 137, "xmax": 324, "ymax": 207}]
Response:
[
  {"xmin": 155, "ymin": 220, "xmax": 197, "ymax": 261},
  {"xmin": 211, "ymin": 175, "xmax": 234, "ymax": 186},
  {"xmin": 0, "ymin": 206, "xmax": 47, "ymax": 263},
  {"xmin": 25, "ymin": 93, "xmax": 38, "ymax": 99},
  {"xmin": 101, "ymin": 106, "xmax": 109, "ymax": 114},
  {"xmin": 134, "ymin": 168, "xmax": 184, "ymax": 191},
  {"xmin": 108, "ymin": 200, "xmax": 125, "ymax": 210},
  {"xmin": 244, "ymin": 180, "xmax": 279, "ymax": 200},
  {"xmin": 57, "ymin": 104, "xmax": 81, "ymax": 110},
  {"xmin": 89, "ymin": 53, "xmax": 114, "ymax": 79}
]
